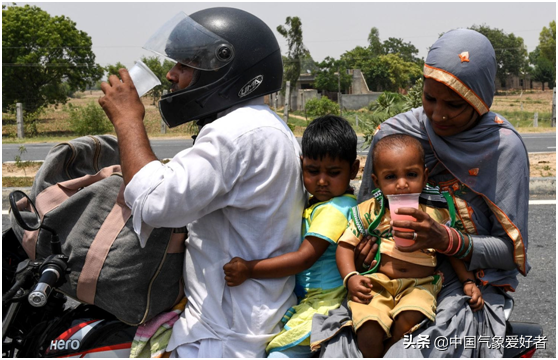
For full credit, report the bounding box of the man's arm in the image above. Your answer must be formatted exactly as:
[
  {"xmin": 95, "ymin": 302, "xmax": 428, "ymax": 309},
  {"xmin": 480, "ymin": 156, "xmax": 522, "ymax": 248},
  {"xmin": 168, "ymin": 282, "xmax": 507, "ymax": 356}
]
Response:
[{"xmin": 98, "ymin": 68, "xmax": 157, "ymax": 184}]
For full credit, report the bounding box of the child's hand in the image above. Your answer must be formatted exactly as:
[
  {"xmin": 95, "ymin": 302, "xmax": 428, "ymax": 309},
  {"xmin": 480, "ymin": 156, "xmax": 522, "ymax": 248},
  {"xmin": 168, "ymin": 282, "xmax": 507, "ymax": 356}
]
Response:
[
  {"xmin": 347, "ymin": 275, "xmax": 373, "ymax": 304},
  {"xmin": 223, "ymin": 257, "xmax": 251, "ymax": 286},
  {"xmin": 463, "ymin": 282, "xmax": 484, "ymax": 312}
]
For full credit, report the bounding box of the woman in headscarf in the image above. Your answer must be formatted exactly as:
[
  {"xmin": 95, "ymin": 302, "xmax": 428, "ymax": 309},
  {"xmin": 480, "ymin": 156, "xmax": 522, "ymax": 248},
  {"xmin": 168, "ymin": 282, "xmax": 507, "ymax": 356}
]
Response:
[{"xmin": 310, "ymin": 28, "xmax": 530, "ymax": 357}]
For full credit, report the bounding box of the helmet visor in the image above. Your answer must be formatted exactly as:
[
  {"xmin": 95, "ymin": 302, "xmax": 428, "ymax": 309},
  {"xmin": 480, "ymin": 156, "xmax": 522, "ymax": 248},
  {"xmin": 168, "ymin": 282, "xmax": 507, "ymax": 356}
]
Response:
[{"xmin": 143, "ymin": 12, "xmax": 235, "ymax": 71}]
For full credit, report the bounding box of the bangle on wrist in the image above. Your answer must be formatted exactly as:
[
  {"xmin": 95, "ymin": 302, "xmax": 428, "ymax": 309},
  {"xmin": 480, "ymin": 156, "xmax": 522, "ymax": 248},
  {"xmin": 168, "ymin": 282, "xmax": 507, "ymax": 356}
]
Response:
[
  {"xmin": 453, "ymin": 230, "xmax": 466, "ymax": 256},
  {"xmin": 441, "ymin": 225, "xmax": 454, "ymax": 254},
  {"xmin": 343, "ymin": 271, "xmax": 359, "ymax": 288},
  {"xmin": 457, "ymin": 233, "xmax": 474, "ymax": 259},
  {"xmin": 448, "ymin": 228, "xmax": 462, "ymax": 256},
  {"xmin": 463, "ymin": 278, "xmax": 476, "ymax": 285}
]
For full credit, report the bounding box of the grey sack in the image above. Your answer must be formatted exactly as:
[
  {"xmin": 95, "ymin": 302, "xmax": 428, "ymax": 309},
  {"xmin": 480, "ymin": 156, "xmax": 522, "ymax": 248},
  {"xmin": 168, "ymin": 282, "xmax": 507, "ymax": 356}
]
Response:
[{"xmin": 12, "ymin": 135, "xmax": 185, "ymax": 326}]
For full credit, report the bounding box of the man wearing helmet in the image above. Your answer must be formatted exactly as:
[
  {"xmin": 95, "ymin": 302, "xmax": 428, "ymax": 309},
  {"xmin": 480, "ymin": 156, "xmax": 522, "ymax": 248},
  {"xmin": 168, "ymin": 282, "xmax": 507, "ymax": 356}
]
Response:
[{"xmin": 99, "ymin": 8, "xmax": 305, "ymax": 357}]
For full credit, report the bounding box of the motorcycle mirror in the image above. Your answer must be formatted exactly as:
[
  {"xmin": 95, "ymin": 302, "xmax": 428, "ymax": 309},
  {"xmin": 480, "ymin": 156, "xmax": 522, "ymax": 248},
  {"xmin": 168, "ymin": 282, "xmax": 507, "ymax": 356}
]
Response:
[{"xmin": 9, "ymin": 190, "xmax": 41, "ymax": 231}]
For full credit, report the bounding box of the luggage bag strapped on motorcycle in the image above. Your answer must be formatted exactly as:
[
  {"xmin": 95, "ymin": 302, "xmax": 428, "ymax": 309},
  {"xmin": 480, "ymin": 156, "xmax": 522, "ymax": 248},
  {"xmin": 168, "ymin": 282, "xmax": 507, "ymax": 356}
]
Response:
[{"xmin": 10, "ymin": 135, "xmax": 185, "ymax": 326}]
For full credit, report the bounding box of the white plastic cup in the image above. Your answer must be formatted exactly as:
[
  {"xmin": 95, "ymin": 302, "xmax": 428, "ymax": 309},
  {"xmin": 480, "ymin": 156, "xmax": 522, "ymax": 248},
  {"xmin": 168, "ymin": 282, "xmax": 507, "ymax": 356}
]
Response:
[
  {"xmin": 386, "ymin": 193, "xmax": 420, "ymax": 247},
  {"xmin": 128, "ymin": 60, "xmax": 161, "ymax": 97}
]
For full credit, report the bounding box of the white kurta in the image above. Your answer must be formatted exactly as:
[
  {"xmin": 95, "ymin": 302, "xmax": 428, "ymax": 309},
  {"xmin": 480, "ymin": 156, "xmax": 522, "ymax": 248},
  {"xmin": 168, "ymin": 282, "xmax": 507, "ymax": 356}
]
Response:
[{"xmin": 124, "ymin": 99, "xmax": 306, "ymax": 357}]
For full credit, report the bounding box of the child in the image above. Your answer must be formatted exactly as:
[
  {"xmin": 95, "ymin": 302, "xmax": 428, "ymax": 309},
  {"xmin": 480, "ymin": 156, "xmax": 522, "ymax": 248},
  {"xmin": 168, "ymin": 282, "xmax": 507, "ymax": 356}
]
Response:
[
  {"xmin": 336, "ymin": 134, "xmax": 484, "ymax": 358},
  {"xmin": 223, "ymin": 115, "xmax": 360, "ymax": 358}
]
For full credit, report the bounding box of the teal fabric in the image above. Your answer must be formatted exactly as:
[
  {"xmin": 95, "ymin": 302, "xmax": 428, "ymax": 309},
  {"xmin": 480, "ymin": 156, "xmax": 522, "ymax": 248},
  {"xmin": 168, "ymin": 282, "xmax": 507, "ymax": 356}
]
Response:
[{"xmin": 295, "ymin": 194, "xmax": 357, "ymax": 296}]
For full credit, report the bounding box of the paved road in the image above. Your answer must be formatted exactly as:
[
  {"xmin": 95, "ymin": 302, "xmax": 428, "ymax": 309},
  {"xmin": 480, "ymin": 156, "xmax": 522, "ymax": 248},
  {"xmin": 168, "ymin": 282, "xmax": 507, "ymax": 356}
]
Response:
[
  {"xmin": 508, "ymin": 202, "xmax": 556, "ymax": 358},
  {"xmin": 2, "ymin": 200, "xmax": 555, "ymax": 357},
  {"xmin": 2, "ymin": 132, "xmax": 555, "ymax": 162}
]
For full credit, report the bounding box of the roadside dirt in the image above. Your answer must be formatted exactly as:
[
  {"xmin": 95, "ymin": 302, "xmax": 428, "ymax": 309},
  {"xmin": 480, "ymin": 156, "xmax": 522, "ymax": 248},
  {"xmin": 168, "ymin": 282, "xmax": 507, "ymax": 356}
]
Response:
[
  {"xmin": 3, "ymin": 153, "xmax": 554, "ymax": 179},
  {"xmin": 2, "ymin": 162, "xmax": 43, "ymax": 178}
]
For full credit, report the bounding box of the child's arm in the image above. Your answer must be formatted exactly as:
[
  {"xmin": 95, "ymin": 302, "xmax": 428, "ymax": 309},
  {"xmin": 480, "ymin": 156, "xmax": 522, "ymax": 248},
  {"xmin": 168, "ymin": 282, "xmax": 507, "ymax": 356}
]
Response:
[
  {"xmin": 223, "ymin": 236, "xmax": 329, "ymax": 286},
  {"xmin": 448, "ymin": 256, "xmax": 484, "ymax": 312},
  {"xmin": 337, "ymin": 241, "xmax": 373, "ymax": 304}
]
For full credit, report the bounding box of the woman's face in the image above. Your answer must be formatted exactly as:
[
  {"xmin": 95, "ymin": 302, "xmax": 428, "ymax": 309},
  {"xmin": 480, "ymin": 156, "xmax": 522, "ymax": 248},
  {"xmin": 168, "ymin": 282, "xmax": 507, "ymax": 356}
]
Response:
[{"xmin": 422, "ymin": 78, "xmax": 480, "ymax": 137}]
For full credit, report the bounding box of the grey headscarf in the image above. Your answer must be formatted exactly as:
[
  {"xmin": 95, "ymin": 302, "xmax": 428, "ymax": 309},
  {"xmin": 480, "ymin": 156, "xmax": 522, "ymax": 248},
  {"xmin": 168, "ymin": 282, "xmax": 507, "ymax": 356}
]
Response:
[
  {"xmin": 424, "ymin": 28, "xmax": 496, "ymax": 114},
  {"xmin": 359, "ymin": 29, "xmax": 530, "ymax": 281}
]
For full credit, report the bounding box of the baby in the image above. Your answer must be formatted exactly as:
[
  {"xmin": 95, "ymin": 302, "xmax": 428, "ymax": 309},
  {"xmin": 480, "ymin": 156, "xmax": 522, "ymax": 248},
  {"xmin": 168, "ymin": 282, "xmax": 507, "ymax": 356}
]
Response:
[{"xmin": 336, "ymin": 134, "xmax": 484, "ymax": 357}]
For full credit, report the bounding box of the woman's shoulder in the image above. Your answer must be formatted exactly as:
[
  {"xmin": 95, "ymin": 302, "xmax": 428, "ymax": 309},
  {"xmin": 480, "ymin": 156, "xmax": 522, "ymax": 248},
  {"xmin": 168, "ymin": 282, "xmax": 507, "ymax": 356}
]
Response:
[{"xmin": 485, "ymin": 112, "xmax": 527, "ymax": 148}]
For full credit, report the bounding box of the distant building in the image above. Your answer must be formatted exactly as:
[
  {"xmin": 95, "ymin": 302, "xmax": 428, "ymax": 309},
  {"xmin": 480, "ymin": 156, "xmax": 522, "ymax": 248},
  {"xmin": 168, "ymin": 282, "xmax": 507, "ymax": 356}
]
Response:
[
  {"xmin": 496, "ymin": 74, "xmax": 551, "ymax": 91},
  {"xmin": 274, "ymin": 69, "xmax": 382, "ymax": 111}
]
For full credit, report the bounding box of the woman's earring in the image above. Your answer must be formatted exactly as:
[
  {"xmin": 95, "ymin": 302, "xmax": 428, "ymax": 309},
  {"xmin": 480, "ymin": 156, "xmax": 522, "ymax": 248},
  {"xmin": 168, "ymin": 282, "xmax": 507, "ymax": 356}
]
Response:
[{"xmin": 442, "ymin": 116, "xmax": 447, "ymax": 120}]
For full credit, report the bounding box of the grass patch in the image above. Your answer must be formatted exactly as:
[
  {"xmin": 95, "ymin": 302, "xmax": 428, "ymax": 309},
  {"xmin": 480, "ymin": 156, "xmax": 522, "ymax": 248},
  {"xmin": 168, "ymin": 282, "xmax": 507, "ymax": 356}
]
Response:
[
  {"xmin": 2, "ymin": 177, "xmax": 34, "ymax": 187},
  {"xmin": 2, "ymin": 90, "xmax": 555, "ymax": 144},
  {"xmin": 495, "ymin": 110, "xmax": 553, "ymax": 128}
]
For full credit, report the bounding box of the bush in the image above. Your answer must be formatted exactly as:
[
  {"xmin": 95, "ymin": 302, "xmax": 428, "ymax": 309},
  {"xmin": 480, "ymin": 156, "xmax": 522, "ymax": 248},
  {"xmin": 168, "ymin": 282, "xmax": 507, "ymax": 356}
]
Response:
[
  {"xmin": 66, "ymin": 102, "xmax": 113, "ymax": 136},
  {"xmin": 402, "ymin": 78, "xmax": 424, "ymax": 112},
  {"xmin": 305, "ymin": 96, "xmax": 340, "ymax": 117},
  {"xmin": 367, "ymin": 91, "xmax": 405, "ymax": 114},
  {"xmin": 23, "ymin": 108, "xmax": 44, "ymax": 137}
]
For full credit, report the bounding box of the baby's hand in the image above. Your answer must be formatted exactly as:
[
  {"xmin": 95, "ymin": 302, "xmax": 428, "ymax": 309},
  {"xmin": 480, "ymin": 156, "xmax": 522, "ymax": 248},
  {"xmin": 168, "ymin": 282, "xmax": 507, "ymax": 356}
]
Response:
[
  {"xmin": 223, "ymin": 257, "xmax": 251, "ymax": 286},
  {"xmin": 463, "ymin": 281, "xmax": 484, "ymax": 312},
  {"xmin": 347, "ymin": 275, "xmax": 373, "ymax": 304}
]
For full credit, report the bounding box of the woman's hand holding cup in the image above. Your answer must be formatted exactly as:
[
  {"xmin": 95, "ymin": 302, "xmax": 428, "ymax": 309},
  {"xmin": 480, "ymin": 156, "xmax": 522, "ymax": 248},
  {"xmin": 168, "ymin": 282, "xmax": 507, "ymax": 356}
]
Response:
[{"xmin": 390, "ymin": 207, "xmax": 449, "ymax": 253}]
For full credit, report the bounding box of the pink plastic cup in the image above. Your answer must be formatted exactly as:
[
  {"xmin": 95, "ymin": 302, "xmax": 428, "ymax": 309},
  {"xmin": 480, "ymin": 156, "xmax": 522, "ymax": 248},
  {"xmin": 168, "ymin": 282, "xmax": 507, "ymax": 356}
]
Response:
[{"xmin": 386, "ymin": 193, "xmax": 420, "ymax": 247}]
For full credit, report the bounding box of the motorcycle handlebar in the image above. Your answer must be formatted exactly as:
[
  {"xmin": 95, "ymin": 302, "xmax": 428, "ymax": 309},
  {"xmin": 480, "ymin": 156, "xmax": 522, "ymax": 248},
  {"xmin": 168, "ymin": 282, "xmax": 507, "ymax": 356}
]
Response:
[
  {"xmin": 28, "ymin": 255, "xmax": 68, "ymax": 308},
  {"xmin": 29, "ymin": 268, "xmax": 60, "ymax": 307}
]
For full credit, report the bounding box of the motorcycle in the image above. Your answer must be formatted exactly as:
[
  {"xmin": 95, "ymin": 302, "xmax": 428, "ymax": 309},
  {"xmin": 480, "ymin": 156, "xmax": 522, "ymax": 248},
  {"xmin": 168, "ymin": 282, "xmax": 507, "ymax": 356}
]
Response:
[
  {"xmin": 3, "ymin": 190, "xmax": 544, "ymax": 358},
  {"xmin": 3, "ymin": 190, "xmax": 135, "ymax": 358}
]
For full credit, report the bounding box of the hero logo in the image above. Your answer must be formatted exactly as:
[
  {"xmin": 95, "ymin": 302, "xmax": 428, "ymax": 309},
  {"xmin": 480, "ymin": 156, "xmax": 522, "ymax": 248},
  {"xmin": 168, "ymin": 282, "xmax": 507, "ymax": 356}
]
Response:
[
  {"xmin": 239, "ymin": 75, "xmax": 263, "ymax": 98},
  {"xmin": 50, "ymin": 339, "xmax": 81, "ymax": 351}
]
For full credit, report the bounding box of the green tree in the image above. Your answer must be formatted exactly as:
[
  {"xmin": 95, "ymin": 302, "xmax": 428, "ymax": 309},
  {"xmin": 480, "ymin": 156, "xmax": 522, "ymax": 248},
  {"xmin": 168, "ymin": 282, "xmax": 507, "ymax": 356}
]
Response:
[
  {"xmin": 539, "ymin": 20, "xmax": 556, "ymax": 67},
  {"xmin": 367, "ymin": 54, "xmax": 422, "ymax": 92},
  {"xmin": 341, "ymin": 30, "xmax": 422, "ymax": 92},
  {"xmin": 340, "ymin": 46, "xmax": 378, "ymax": 87},
  {"xmin": 313, "ymin": 57, "xmax": 352, "ymax": 93},
  {"xmin": 277, "ymin": 16, "xmax": 310, "ymax": 96},
  {"xmin": 140, "ymin": 56, "xmax": 174, "ymax": 103},
  {"xmin": 529, "ymin": 46, "xmax": 555, "ymax": 90},
  {"xmin": 382, "ymin": 37, "xmax": 422, "ymax": 64},
  {"xmin": 367, "ymin": 27, "xmax": 383, "ymax": 57},
  {"xmin": 104, "ymin": 62, "xmax": 127, "ymax": 78},
  {"xmin": 2, "ymin": 4, "xmax": 103, "ymax": 114},
  {"xmin": 469, "ymin": 24, "xmax": 528, "ymax": 88}
]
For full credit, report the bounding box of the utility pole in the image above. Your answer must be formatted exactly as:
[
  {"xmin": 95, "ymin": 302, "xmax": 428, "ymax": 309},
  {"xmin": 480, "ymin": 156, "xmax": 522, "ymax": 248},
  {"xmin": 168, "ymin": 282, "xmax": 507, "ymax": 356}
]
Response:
[
  {"xmin": 16, "ymin": 103, "xmax": 24, "ymax": 139},
  {"xmin": 552, "ymin": 87, "xmax": 556, "ymax": 127},
  {"xmin": 161, "ymin": 90, "xmax": 168, "ymax": 134},
  {"xmin": 283, "ymin": 81, "xmax": 290, "ymax": 123},
  {"xmin": 337, "ymin": 66, "xmax": 342, "ymax": 117}
]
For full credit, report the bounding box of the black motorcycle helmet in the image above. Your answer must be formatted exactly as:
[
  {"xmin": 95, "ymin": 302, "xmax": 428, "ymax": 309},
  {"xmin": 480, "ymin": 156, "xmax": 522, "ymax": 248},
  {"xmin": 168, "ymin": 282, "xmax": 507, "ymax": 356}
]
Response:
[{"xmin": 143, "ymin": 8, "xmax": 283, "ymax": 128}]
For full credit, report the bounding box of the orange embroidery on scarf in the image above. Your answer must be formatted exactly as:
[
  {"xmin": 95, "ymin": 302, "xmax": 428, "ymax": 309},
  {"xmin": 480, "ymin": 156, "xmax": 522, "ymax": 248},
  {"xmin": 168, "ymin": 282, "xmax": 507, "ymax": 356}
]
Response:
[
  {"xmin": 494, "ymin": 116, "xmax": 504, "ymax": 124},
  {"xmin": 452, "ymin": 183, "xmax": 460, "ymax": 191},
  {"xmin": 468, "ymin": 168, "xmax": 479, "ymax": 176},
  {"xmin": 459, "ymin": 51, "xmax": 470, "ymax": 62}
]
